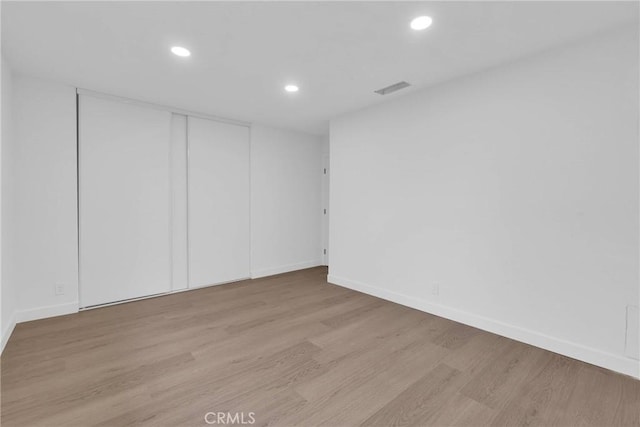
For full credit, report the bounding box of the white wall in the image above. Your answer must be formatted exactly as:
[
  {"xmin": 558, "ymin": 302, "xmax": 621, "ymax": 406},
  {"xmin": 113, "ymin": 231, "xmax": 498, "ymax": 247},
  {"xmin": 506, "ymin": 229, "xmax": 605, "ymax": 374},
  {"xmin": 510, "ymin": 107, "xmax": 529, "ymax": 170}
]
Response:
[
  {"xmin": 1, "ymin": 53, "xmax": 18, "ymax": 351},
  {"xmin": 329, "ymin": 27, "xmax": 639, "ymax": 378},
  {"xmin": 251, "ymin": 124, "xmax": 323, "ymax": 278},
  {"xmin": 10, "ymin": 75, "xmax": 78, "ymax": 321}
]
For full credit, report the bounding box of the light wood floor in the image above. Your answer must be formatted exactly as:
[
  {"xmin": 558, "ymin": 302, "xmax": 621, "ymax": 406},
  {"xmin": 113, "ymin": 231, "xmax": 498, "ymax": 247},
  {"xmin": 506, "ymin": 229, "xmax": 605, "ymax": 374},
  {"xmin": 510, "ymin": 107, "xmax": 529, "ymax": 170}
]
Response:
[{"xmin": 2, "ymin": 267, "xmax": 639, "ymax": 426}]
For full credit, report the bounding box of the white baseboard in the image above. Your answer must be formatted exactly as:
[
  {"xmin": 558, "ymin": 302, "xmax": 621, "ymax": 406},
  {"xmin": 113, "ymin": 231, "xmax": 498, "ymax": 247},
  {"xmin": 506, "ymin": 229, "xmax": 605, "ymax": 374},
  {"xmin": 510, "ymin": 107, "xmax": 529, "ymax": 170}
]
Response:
[
  {"xmin": 328, "ymin": 274, "xmax": 640, "ymax": 379},
  {"xmin": 15, "ymin": 301, "xmax": 79, "ymax": 323},
  {"xmin": 1, "ymin": 311, "xmax": 17, "ymax": 354},
  {"xmin": 251, "ymin": 260, "xmax": 323, "ymax": 279}
]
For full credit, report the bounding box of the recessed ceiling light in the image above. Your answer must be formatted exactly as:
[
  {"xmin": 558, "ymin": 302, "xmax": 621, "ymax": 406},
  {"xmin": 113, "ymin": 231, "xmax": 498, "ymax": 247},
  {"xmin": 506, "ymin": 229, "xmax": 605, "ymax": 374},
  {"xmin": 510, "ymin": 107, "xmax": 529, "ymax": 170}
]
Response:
[
  {"xmin": 410, "ymin": 16, "xmax": 432, "ymax": 31},
  {"xmin": 284, "ymin": 84, "xmax": 299, "ymax": 93},
  {"xmin": 171, "ymin": 46, "xmax": 191, "ymax": 57}
]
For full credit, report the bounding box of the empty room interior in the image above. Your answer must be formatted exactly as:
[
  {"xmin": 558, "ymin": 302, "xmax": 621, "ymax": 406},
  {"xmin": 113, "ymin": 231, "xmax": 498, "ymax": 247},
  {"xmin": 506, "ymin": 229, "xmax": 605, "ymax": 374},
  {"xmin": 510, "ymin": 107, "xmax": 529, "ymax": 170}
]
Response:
[{"xmin": 1, "ymin": 1, "xmax": 639, "ymax": 426}]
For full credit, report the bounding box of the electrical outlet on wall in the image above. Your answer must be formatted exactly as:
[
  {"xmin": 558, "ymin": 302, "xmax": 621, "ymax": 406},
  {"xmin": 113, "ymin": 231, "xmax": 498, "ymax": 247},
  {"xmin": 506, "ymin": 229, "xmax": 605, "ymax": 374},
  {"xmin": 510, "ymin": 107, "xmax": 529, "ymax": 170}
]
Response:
[
  {"xmin": 432, "ymin": 283, "xmax": 440, "ymax": 296},
  {"xmin": 55, "ymin": 283, "xmax": 65, "ymax": 296}
]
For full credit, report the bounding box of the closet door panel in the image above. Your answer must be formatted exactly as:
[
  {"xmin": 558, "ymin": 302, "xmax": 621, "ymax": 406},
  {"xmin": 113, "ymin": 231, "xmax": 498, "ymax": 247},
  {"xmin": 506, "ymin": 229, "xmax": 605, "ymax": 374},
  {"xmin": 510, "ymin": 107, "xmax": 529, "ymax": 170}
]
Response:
[
  {"xmin": 79, "ymin": 95, "xmax": 172, "ymax": 307},
  {"xmin": 171, "ymin": 114, "xmax": 188, "ymax": 291},
  {"xmin": 188, "ymin": 117, "xmax": 250, "ymax": 287}
]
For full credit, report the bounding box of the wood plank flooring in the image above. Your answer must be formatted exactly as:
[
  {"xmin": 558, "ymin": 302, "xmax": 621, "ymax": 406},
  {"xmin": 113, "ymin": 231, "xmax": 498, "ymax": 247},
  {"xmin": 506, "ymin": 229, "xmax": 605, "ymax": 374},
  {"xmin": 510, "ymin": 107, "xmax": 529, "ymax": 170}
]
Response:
[{"xmin": 2, "ymin": 267, "xmax": 639, "ymax": 426}]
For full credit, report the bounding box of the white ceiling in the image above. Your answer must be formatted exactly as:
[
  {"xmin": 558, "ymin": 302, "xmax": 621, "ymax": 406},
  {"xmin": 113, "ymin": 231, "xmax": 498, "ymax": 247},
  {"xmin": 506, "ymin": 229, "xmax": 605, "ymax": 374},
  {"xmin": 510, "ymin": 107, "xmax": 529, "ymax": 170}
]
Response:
[{"xmin": 2, "ymin": 1, "xmax": 638, "ymax": 135}]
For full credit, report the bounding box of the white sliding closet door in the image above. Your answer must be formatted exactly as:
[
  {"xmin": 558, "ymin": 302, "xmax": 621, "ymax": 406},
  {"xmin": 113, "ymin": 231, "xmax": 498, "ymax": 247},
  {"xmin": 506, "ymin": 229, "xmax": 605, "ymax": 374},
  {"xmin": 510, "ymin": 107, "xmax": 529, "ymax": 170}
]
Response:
[
  {"xmin": 79, "ymin": 95, "xmax": 172, "ymax": 307},
  {"xmin": 171, "ymin": 114, "xmax": 189, "ymax": 291},
  {"xmin": 188, "ymin": 117, "xmax": 250, "ymax": 287}
]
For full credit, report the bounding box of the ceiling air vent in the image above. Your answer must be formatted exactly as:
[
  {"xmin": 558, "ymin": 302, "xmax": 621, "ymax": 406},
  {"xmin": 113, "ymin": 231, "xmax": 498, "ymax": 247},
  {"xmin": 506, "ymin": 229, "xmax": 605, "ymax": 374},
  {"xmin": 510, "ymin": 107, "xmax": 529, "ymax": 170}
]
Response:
[{"xmin": 374, "ymin": 81, "xmax": 411, "ymax": 95}]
